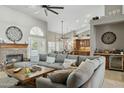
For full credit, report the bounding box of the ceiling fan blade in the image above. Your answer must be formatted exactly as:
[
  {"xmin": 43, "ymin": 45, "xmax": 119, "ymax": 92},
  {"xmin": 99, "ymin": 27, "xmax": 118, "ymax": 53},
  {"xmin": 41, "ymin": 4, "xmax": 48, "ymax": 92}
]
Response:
[
  {"xmin": 47, "ymin": 6, "xmax": 64, "ymax": 9},
  {"xmin": 47, "ymin": 8, "xmax": 59, "ymax": 15},
  {"xmin": 44, "ymin": 8, "xmax": 48, "ymax": 16},
  {"xmin": 42, "ymin": 5, "xmax": 48, "ymax": 8}
]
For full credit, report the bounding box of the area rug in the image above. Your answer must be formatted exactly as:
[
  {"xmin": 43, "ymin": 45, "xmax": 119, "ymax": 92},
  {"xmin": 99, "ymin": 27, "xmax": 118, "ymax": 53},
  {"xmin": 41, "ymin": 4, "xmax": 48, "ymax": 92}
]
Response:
[
  {"xmin": 0, "ymin": 71, "xmax": 33, "ymax": 88},
  {"xmin": 0, "ymin": 71, "xmax": 8, "ymax": 79},
  {"xmin": 1, "ymin": 71, "xmax": 124, "ymax": 88},
  {"xmin": 103, "ymin": 79, "xmax": 124, "ymax": 88}
]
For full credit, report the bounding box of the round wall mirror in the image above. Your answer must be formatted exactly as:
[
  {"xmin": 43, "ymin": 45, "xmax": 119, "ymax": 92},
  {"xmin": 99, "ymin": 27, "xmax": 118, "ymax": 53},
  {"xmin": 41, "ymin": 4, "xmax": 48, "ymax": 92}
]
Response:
[
  {"xmin": 6, "ymin": 26, "xmax": 23, "ymax": 43},
  {"xmin": 101, "ymin": 32, "xmax": 116, "ymax": 44}
]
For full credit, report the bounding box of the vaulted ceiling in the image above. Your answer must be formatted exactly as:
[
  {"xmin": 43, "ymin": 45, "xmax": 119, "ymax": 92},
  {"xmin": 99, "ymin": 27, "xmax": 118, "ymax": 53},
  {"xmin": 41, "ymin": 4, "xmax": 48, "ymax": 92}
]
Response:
[{"xmin": 7, "ymin": 5, "xmax": 104, "ymax": 34}]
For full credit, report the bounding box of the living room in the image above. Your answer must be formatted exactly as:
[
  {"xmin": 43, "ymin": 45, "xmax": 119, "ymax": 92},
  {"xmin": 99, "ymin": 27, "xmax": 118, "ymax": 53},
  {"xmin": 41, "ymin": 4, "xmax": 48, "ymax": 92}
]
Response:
[{"xmin": 0, "ymin": 1, "xmax": 124, "ymax": 90}]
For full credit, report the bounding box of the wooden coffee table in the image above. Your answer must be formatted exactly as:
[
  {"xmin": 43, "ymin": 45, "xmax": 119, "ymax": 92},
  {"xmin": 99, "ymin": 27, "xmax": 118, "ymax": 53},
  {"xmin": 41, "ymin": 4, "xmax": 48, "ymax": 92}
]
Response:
[{"xmin": 5, "ymin": 65, "xmax": 55, "ymax": 87}]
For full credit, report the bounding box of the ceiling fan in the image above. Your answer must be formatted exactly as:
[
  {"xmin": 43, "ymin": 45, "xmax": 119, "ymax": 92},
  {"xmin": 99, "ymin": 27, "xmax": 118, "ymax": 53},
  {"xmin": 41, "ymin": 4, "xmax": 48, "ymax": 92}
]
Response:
[{"xmin": 41, "ymin": 5, "xmax": 64, "ymax": 16}]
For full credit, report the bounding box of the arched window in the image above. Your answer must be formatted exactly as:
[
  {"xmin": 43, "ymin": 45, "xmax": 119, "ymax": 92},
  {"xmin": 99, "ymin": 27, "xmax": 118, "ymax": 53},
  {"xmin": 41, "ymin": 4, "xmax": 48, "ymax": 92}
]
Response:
[
  {"xmin": 30, "ymin": 26, "xmax": 44, "ymax": 37},
  {"xmin": 29, "ymin": 26, "xmax": 46, "ymax": 55}
]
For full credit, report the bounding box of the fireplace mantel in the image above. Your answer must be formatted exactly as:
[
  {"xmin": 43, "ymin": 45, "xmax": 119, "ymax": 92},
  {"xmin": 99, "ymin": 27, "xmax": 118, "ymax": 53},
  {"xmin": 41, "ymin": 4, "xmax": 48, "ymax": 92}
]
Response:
[{"xmin": 0, "ymin": 43, "xmax": 28, "ymax": 48}]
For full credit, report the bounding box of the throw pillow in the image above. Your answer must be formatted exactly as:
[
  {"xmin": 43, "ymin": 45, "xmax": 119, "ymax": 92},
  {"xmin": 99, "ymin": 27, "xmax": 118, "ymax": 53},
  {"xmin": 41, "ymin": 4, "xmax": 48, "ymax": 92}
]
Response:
[
  {"xmin": 39, "ymin": 54, "xmax": 47, "ymax": 61},
  {"xmin": 46, "ymin": 56, "xmax": 55, "ymax": 64},
  {"xmin": 98, "ymin": 57, "xmax": 104, "ymax": 65},
  {"xmin": 55, "ymin": 54, "xmax": 67, "ymax": 63},
  {"xmin": 63, "ymin": 59, "xmax": 77, "ymax": 68},
  {"xmin": 67, "ymin": 59, "xmax": 98, "ymax": 88},
  {"xmin": 47, "ymin": 69, "xmax": 74, "ymax": 84},
  {"xmin": 85, "ymin": 58, "xmax": 100, "ymax": 70}
]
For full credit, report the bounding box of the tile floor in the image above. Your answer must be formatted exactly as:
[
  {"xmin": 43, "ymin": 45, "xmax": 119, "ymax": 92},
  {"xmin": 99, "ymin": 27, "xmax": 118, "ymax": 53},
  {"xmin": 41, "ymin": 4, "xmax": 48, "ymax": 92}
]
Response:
[
  {"xmin": 103, "ymin": 70, "xmax": 124, "ymax": 88},
  {"xmin": 105, "ymin": 70, "xmax": 124, "ymax": 83}
]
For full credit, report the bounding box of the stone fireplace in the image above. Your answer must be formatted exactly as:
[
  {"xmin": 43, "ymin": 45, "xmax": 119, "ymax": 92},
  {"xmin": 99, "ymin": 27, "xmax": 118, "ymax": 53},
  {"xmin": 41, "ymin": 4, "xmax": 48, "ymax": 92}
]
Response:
[{"xmin": 0, "ymin": 43, "xmax": 28, "ymax": 64}]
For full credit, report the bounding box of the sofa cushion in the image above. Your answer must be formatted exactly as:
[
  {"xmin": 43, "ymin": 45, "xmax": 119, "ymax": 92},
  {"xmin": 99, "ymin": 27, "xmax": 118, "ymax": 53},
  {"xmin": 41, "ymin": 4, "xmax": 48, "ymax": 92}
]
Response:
[
  {"xmin": 63, "ymin": 59, "xmax": 77, "ymax": 68},
  {"xmin": 67, "ymin": 58, "xmax": 99, "ymax": 88},
  {"xmin": 46, "ymin": 56, "xmax": 55, "ymax": 64},
  {"xmin": 97, "ymin": 56, "xmax": 105, "ymax": 65},
  {"xmin": 38, "ymin": 62, "xmax": 63, "ymax": 69},
  {"xmin": 47, "ymin": 69, "xmax": 74, "ymax": 84},
  {"xmin": 36, "ymin": 77, "xmax": 67, "ymax": 88},
  {"xmin": 67, "ymin": 55, "xmax": 78, "ymax": 60},
  {"xmin": 85, "ymin": 58, "xmax": 100, "ymax": 70},
  {"xmin": 55, "ymin": 54, "xmax": 67, "ymax": 63},
  {"xmin": 48, "ymin": 53, "xmax": 57, "ymax": 57},
  {"xmin": 78, "ymin": 56, "xmax": 100, "ymax": 66},
  {"xmin": 67, "ymin": 55, "xmax": 78, "ymax": 64},
  {"xmin": 39, "ymin": 54, "xmax": 47, "ymax": 61}
]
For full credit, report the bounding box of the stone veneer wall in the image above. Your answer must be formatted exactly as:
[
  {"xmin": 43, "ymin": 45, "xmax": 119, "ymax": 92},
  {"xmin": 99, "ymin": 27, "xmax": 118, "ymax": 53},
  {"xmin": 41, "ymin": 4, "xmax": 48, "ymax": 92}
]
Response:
[{"xmin": 0, "ymin": 48, "xmax": 27, "ymax": 64}]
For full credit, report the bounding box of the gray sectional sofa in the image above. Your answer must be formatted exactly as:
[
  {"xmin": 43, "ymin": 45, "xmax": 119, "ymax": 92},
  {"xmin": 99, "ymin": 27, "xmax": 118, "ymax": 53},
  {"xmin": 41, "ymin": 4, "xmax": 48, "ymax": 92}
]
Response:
[
  {"xmin": 13, "ymin": 53, "xmax": 105, "ymax": 88},
  {"xmin": 14, "ymin": 54, "xmax": 79, "ymax": 69}
]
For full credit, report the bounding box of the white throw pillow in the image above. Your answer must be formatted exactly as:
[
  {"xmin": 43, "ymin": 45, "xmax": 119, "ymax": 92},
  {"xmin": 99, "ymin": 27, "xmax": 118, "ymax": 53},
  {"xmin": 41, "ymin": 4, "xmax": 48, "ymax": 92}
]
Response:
[
  {"xmin": 63, "ymin": 59, "xmax": 76, "ymax": 68},
  {"xmin": 67, "ymin": 58, "xmax": 101, "ymax": 88},
  {"xmin": 67, "ymin": 60, "xmax": 96, "ymax": 88},
  {"xmin": 46, "ymin": 56, "xmax": 55, "ymax": 64},
  {"xmin": 85, "ymin": 58, "xmax": 100, "ymax": 69}
]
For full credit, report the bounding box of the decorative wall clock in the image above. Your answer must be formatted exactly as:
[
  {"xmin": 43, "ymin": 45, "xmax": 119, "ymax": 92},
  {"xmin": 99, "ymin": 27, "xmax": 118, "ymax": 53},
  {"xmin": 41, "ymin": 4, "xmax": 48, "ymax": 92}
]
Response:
[
  {"xmin": 101, "ymin": 32, "xmax": 116, "ymax": 44},
  {"xmin": 6, "ymin": 26, "xmax": 23, "ymax": 43}
]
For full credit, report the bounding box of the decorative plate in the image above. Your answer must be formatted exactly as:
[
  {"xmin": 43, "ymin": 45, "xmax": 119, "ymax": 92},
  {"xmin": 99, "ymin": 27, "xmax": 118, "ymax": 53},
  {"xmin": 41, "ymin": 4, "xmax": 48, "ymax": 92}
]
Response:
[
  {"xmin": 101, "ymin": 32, "xmax": 116, "ymax": 44},
  {"xmin": 6, "ymin": 26, "xmax": 23, "ymax": 43}
]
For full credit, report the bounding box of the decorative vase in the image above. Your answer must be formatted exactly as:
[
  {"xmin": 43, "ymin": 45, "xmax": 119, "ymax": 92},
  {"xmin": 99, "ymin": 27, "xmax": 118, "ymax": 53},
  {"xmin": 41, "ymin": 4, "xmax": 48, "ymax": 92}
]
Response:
[{"xmin": 24, "ymin": 67, "xmax": 31, "ymax": 77}]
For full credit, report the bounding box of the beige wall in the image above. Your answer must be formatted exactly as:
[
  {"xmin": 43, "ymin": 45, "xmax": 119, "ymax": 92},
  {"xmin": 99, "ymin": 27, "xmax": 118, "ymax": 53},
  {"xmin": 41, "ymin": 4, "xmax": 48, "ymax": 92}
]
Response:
[
  {"xmin": 95, "ymin": 22, "xmax": 124, "ymax": 50},
  {"xmin": 47, "ymin": 31, "xmax": 60, "ymax": 42}
]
